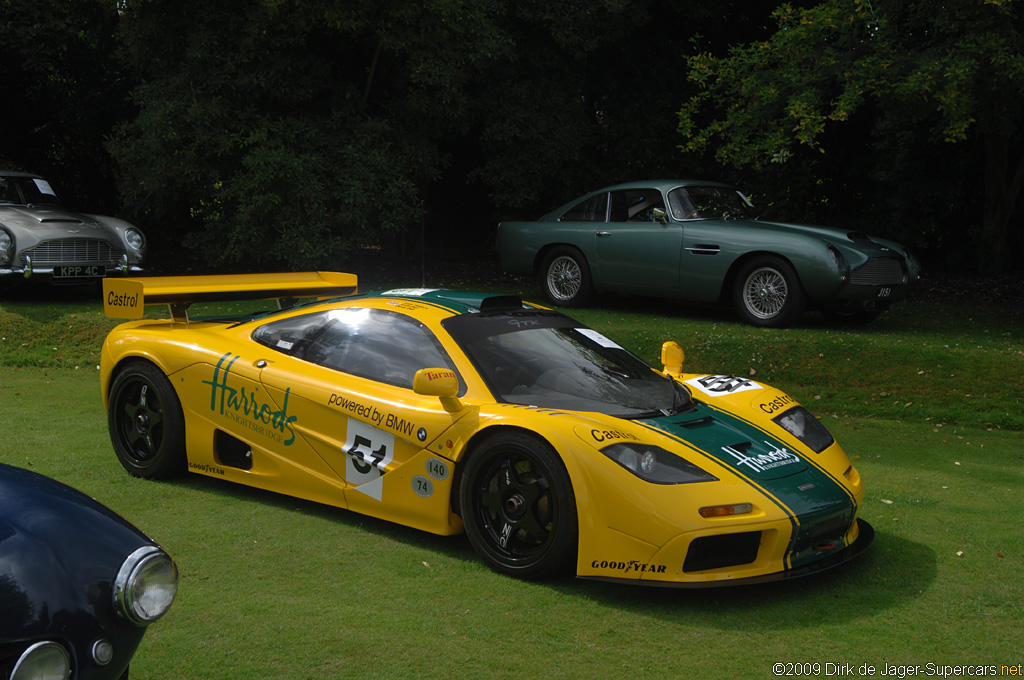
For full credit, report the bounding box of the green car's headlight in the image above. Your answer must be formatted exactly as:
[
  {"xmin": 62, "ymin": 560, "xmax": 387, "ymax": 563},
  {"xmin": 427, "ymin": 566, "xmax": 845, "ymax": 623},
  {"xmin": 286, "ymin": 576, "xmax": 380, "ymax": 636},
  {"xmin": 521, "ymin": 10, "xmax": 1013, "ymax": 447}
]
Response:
[
  {"xmin": 773, "ymin": 406, "xmax": 834, "ymax": 453},
  {"xmin": 603, "ymin": 443, "xmax": 718, "ymax": 484},
  {"xmin": 827, "ymin": 245, "xmax": 849, "ymax": 278},
  {"xmin": 113, "ymin": 546, "xmax": 179, "ymax": 625}
]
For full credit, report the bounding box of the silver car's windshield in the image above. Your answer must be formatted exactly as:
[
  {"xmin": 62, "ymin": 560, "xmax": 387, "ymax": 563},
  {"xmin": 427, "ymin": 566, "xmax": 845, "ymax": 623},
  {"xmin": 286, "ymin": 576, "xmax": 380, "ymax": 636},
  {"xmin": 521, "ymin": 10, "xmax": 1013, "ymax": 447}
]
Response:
[
  {"xmin": 444, "ymin": 310, "xmax": 691, "ymax": 418},
  {"xmin": 668, "ymin": 186, "xmax": 755, "ymax": 221},
  {"xmin": 0, "ymin": 176, "xmax": 61, "ymax": 206}
]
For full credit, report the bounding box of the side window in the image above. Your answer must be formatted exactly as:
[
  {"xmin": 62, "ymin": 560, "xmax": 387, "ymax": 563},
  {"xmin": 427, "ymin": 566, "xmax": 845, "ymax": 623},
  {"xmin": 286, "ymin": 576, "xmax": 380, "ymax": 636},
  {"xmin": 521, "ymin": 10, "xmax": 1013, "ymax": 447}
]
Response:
[
  {"xmin": 609, "ymin": 189, "xmax": 665, "ymax": 223},
  {"xmin": 560, "ymin": 192, "xmax": 608, "ymax": 222},
  {"xmin": 667, "ymin": 188, "xmax": 695, "ymax": 220},
  {"xmin": 253, "ymin": 308, "xmax": 458, "ymax": 390}
]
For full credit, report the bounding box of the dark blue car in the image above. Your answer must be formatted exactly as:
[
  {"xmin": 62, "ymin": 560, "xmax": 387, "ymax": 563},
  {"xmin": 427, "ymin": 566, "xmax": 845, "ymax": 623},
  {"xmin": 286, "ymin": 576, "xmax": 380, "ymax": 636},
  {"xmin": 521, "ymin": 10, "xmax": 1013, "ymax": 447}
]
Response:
[{"xmin": 0, "ymin": 463, "xmax": 177, "ymax": 679}]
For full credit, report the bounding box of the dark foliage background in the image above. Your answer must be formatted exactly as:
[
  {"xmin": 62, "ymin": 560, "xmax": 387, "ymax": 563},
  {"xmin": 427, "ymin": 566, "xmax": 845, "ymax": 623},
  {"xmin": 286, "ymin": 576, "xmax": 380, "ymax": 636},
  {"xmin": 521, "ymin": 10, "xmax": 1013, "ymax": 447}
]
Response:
[{"xmin": 2, "ymin": 0, "xmax": 1021, "ymax": 275}]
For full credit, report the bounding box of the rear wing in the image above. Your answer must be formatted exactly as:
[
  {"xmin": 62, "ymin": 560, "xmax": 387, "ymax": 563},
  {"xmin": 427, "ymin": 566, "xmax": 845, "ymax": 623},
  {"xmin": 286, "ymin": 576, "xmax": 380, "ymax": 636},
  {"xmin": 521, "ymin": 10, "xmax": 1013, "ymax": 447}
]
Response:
[{"xmin": 103, "ymin": 271, "xmax": 358, "ymax": 322}]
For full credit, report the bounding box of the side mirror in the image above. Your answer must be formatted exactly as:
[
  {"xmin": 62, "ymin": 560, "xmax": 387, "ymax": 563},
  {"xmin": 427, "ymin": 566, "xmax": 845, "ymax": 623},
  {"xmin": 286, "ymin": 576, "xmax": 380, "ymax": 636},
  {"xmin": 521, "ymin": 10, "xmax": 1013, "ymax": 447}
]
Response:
[
  {"xmin": 660, "ymin": 341, "xmax": 685, "ymax": 377},
  {"xmin": 652, "ymin": 207, "xmax": 668, "ymax": 225},
  {"xmin": 413, "ymin": 368, "xmax": 463, "ymax": 413}
]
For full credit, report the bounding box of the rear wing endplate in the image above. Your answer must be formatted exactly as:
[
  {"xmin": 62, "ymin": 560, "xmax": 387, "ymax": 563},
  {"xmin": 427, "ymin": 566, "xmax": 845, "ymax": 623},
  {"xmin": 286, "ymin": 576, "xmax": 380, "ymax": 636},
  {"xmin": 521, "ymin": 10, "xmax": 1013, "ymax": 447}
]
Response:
[{"xmin": 103, "ymin": 271, "xmax": 358, "ymax": 322}]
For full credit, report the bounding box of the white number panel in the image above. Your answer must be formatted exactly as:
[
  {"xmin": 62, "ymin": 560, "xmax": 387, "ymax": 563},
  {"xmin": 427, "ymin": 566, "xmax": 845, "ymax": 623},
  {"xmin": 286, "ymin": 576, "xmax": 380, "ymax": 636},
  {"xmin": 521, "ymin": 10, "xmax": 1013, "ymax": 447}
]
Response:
[{"xmin": 343, "ymin": 418, "xmax": 395, "ymax": 501}]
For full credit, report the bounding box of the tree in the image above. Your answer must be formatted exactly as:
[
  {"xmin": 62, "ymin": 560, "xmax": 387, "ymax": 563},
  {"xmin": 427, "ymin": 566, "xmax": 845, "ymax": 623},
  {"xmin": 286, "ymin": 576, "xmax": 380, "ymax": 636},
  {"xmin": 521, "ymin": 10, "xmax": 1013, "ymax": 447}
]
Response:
[
  {"xmin": 0, "ymin": 0, "xmax": 129, "ymax": 212},
  {"xmin": 110, "ymin": 0, "xmax": 464, "ymax": 269},
  {"xmin": 678, "ymin": 0, "xmax": 1024, "ymax": 273},
  {"xmin": 110, "ymin": 0, "xmax": 790, "ymax": 271}
]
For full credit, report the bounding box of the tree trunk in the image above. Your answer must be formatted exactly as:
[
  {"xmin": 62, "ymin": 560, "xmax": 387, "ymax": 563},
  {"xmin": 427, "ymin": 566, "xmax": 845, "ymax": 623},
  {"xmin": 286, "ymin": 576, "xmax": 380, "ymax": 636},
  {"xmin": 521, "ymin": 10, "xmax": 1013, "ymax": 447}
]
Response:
[{"xmin": 979, "ymin": 133, "xmax": 1024, "ymax": 274}]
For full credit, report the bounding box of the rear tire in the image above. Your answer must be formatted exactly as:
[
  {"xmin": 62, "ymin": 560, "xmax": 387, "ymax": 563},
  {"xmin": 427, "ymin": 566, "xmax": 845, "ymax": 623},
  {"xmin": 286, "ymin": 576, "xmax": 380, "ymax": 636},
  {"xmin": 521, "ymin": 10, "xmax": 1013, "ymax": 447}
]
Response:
[
  {"xmin": 540, "ymin": 247, "xmax": 593, "ymax": 307},
  {"xmin": 108, "ymin": 360, "xmax": 186, "ymax": 479}
]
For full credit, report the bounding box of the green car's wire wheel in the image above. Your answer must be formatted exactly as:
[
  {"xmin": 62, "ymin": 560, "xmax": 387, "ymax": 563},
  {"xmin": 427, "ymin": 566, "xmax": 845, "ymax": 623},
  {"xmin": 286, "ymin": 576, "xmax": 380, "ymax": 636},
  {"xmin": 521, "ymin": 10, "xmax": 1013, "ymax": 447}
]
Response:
[
  {"xmin": 460, "ymin": 430, "xmax": 578, "ymax": 579},
  {"xmin": 108, "ymin": 360, "xmax": 186, "ymax": 479},
  {"xmin": 734, "ymin": 255, "xmax": 806, "ymax": 328},
  {"xmin": 541, "ymin": 246, "xmax": 593, "ymax": 306}
]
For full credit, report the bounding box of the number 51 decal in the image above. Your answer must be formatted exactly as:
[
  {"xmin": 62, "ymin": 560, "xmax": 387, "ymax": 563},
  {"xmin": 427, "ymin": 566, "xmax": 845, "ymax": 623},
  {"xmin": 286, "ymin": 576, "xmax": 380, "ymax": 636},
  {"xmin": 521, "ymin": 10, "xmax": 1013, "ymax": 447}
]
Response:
[{"xmin": 343, "ymin": 419, "xmax": 395, "ymax": 501}]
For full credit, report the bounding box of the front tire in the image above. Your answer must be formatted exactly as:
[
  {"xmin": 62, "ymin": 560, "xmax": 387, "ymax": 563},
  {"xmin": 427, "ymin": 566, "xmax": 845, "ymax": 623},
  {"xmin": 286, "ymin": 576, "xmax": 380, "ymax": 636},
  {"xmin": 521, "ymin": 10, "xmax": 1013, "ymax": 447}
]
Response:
[
  {"xmin": 540, "ymin": 246, "xmax": 593, "ymax": 307},
  {"xmin": 459, "ymin": 430, "xmax": 578, "ymax": 579},
  {"xmin": 108, "ymin": 360, "xmax": 186, "ymax": 479},
  {"xmin": 733, "ymin": 256, "xmax": 806, "ymax": 328}
]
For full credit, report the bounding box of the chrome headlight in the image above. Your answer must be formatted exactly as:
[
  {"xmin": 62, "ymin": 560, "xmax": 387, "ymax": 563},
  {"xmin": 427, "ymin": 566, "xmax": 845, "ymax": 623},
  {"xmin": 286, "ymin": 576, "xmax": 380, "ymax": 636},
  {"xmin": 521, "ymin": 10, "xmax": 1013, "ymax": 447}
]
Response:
[
  {"xmin": 124, "ymin": 228, "xmax": 145, "ymax": 251},
  {"xmin": 602, "ymin": 443, "xmax": 719, "ymax": 484},
  {"xmin": 827, "ymin": 244, "xmax": 849, "ymax": 278},
  {"xmin": 773, "ymin": 406, "xmax": 834, "ymax": 453},
  {"xmin": 0, "ymin": 227, "xmax": 13, "ymax": 264},
  {"xmin": 10, "ymin": 641, "xmax": 71, "ymax": 680},
  {"xmin": 113, "ymin": 546, "xmax": 178, "ymax": 625}
]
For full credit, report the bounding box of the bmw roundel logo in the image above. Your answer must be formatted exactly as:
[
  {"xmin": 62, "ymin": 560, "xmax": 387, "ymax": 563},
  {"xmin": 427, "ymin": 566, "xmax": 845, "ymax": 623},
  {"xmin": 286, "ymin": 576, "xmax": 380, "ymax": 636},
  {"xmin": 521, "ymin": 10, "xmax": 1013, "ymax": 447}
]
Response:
[{"xmin": 417, "ymin": 427, "xmax": 427, "ymax": 442}]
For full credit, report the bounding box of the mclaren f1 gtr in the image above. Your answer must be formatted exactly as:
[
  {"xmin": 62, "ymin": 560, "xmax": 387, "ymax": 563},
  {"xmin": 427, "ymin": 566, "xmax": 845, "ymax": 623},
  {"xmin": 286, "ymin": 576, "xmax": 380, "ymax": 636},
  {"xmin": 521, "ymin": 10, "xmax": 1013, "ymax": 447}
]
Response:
[{"xmin": 100, "ymin": 272, "xmax": 872, "ymax": 586}]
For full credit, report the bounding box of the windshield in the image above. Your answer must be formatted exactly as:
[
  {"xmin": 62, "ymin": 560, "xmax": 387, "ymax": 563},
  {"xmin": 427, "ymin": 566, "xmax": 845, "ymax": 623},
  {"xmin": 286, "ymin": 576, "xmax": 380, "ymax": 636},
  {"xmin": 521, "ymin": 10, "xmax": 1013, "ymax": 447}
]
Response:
[
  {"xmin": 443, "ymin": 310, "xmax": 691, "ymax": 417},
  {"xmin": 668, "ymin": 185, "xmax": 755, "ymax": 220},
  {"xmin": 0, "ymin": 176, "xmax": 61, "ymax": 206}
]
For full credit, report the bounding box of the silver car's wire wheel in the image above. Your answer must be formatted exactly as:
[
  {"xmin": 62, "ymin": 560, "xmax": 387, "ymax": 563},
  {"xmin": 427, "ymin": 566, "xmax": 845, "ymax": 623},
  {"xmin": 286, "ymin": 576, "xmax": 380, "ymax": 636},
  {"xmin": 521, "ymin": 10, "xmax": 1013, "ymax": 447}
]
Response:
[{"xmin": 742, "ymin": 266, "xmax": 789, "ymax": 320}]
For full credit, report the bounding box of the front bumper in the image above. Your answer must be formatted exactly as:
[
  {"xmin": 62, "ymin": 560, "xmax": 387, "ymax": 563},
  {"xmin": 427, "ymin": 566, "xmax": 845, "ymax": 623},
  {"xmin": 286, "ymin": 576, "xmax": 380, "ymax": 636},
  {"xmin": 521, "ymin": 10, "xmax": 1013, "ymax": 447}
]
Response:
[
  {"xmin": 1, "ymin": 255, "xmax": 143, "ymax": 281},
  {"xmin": 578, "ymin": 519, "xmax": 874, "ymax": 588}
]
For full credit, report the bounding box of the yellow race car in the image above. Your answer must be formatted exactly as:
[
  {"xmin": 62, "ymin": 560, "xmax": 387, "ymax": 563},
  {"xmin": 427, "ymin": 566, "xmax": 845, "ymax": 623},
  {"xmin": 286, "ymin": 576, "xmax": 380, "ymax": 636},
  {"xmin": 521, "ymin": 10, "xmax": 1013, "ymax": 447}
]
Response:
[{"xmin": 101, "ymin": 272, "xmax": 872, "ymax": 586}]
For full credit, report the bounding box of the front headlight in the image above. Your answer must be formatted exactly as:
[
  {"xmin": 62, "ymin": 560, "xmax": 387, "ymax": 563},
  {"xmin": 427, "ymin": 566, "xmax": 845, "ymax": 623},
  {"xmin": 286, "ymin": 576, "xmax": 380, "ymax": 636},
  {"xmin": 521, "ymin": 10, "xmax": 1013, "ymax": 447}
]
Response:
[
  {"xmin": 827, "ymin": 245, "xmax": 849, "ymax": 278},
  {"xmin": 602, "ymin": 443, "xmax": 719, "ymax": 484},
  {"xmin": 10, "ymin": 641, "xmax": 71, "ymax": 680},
  {"xmin": 0, "ymin": 227, "xmax": 13, "ymax": 264},
  {"xmin": 773, "ymin": 406, "xmax": 834, "ymax": 453},
  {"xmin": 113, "ymin": 546, "xmax": 178, "ymax": 625},
  {"xmin": 124, "ymin": 228, "xmax": 145, "ymax": 251}
]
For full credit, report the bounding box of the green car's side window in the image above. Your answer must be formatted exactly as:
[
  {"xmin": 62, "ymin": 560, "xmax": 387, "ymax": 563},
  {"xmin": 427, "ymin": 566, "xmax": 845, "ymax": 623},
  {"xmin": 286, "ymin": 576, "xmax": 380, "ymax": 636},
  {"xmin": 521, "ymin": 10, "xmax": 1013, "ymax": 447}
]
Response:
[
  {"xmin": 668, "ymin": 188, "xmax": 696, "ymax": 220},
  {"xmin": 560, "ymin": 192, "xmax": 608, "ymax": 222},
  {"xmin": 609, "ymin": 189, "xmax": 665, "ymax": 223}
]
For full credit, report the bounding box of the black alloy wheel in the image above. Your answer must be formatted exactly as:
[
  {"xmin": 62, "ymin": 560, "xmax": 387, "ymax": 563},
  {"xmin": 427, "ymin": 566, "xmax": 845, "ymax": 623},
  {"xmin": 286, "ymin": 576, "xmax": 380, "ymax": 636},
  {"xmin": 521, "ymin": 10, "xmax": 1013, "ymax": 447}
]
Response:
[
  {"xmin": 108, "ymin": 360, "xmax": 186, "ymax": 479},
  {"xmin": 459, "ymin": 430, "xmax": 578, "ymax": 579}
]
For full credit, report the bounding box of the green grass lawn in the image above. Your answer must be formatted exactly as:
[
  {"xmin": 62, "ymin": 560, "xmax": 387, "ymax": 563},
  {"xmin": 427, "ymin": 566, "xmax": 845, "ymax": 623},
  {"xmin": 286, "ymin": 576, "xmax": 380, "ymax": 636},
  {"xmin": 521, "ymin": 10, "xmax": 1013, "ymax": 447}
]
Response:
[{"xmin": 1, "ymin": 279, "xmax": 1022, "ymax": 679}]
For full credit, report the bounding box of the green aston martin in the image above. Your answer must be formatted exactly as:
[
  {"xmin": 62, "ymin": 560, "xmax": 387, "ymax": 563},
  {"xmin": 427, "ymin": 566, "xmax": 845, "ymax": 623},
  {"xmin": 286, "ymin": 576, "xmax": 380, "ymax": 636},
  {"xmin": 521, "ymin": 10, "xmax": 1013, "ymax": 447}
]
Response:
[{"xmin": 496, "ymin": 180, "xmax": 921, "ymax": 327}]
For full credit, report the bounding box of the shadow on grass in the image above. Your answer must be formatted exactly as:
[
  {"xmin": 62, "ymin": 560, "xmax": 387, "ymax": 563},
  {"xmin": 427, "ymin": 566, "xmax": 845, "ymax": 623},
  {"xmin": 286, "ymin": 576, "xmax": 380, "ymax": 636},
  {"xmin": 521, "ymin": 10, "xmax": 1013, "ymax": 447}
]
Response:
[
  {"xmin": 549, "ymin": 528, "xmax": 936, "ymax": 628},
  {"xmin": 0, "ymin": 279, "xmax": 101, "ymax": 303},
  {"xmin": 158, "ymin": 470, "xmax": 482, "ymax": 564},
  {"xmin": 158, "ymin": 470, "xmax": 934, "ymax": 626}
]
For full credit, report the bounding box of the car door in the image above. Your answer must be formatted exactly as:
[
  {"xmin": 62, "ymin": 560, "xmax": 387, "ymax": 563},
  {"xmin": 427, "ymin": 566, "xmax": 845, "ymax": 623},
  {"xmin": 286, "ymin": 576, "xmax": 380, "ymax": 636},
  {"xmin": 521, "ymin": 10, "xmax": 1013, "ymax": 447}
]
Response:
[
  {"xmin": 671, "ymin": 185, "xmax": 759, "ymax": 302},
  {"xmin": 252, "ymin": 305, "xmax": 471, "ymax": 532},
  {"xmin": 593, "ymin": 188, "xmax": 682, "ymax": 292}
]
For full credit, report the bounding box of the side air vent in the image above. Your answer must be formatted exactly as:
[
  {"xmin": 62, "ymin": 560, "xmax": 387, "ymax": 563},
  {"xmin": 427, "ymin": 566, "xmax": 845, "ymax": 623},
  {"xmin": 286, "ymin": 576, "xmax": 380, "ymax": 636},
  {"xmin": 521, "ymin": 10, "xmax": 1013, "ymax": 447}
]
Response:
[{"xmin": 214, "ymin": 431, "xmax": 253, "ymax": 470}]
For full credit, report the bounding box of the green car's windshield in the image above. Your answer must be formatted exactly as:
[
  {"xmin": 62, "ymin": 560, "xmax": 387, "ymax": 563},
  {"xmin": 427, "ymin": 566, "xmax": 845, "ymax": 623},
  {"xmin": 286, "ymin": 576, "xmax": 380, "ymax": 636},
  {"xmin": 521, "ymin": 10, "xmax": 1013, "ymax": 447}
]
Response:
[
  {"xmin": 668, "ymin": 185, "xmax": 755, "ymax": 221},
  {"xmin": 443, "ymin": 309, "xmax": 691, "ymax": 418}
]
